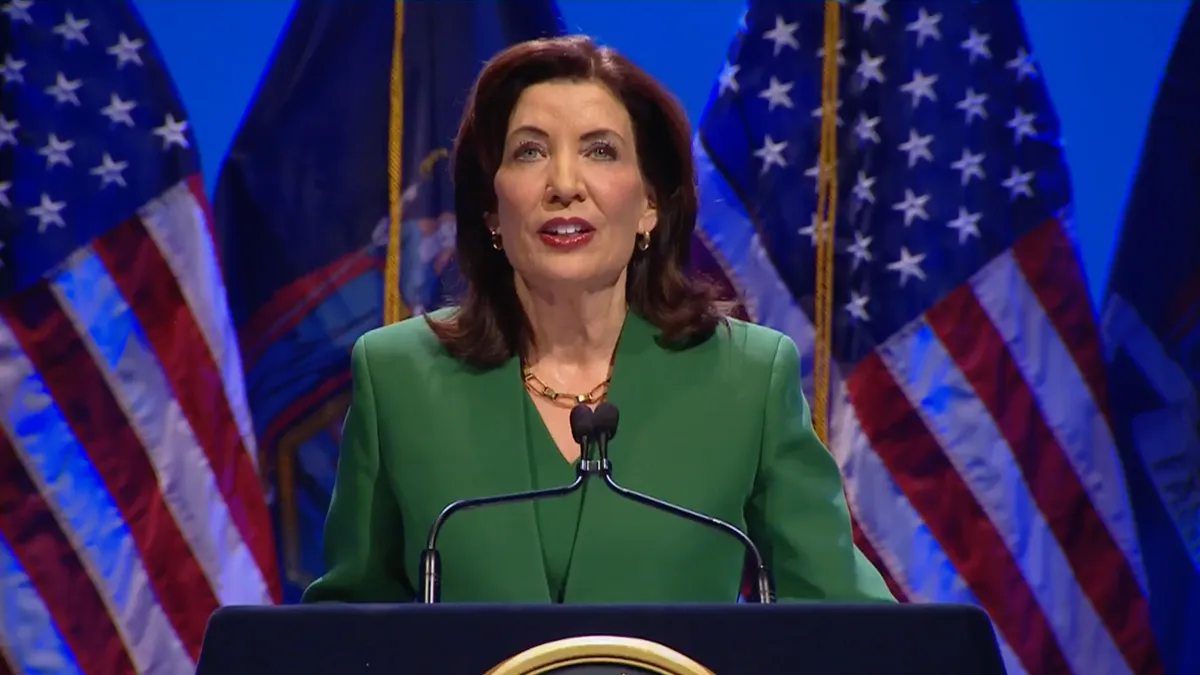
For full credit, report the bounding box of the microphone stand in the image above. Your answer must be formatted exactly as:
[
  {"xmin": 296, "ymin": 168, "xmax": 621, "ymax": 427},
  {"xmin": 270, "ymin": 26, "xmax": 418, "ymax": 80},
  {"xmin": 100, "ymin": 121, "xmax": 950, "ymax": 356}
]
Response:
[
  {"xmin": 418, "ymin": 438, "xmax": 607, "ymax": 603},
  {"xmin": 593, "ymin": 430, "xmax": 776, "ymax": 604}
]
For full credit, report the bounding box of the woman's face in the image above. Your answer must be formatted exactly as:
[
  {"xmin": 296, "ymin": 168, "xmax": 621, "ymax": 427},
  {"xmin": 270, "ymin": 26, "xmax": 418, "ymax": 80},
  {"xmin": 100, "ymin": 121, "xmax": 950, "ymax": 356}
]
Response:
[{"xmin": 490, "ymin": 79, "xmax": 657, "ymax": 292}]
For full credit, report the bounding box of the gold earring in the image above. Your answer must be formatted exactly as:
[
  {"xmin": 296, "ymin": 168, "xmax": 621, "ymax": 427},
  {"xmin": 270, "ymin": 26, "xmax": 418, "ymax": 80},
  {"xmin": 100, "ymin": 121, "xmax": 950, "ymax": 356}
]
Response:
[
  {"xmin": 637, "ymin": 231, "xmax": 651, "ymax": 251},
  {"xmin": 490, "ymin": 230, "xmax": 503, "ymax": 250}
]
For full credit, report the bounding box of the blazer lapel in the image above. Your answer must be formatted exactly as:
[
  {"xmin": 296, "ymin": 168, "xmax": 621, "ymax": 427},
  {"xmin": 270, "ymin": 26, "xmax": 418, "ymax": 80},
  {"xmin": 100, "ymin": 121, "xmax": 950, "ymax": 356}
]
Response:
[
  {"xmin": 460, "ymin": 353, "xmax": 554, "ymax": 602},
  {"xmin": 602, "ymin": 311, "xmax": 663, "ymax": 465},
  {"xmin": 559, "ymin": 311, "xmax": 665, "ymax": 599}
]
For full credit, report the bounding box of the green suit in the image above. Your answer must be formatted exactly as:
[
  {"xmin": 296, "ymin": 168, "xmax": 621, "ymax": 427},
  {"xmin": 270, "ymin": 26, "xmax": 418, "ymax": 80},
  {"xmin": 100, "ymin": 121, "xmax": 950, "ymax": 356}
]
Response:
[{"xmin": 302, "ymin": 310, "xmax": 895, "ymax": 604}]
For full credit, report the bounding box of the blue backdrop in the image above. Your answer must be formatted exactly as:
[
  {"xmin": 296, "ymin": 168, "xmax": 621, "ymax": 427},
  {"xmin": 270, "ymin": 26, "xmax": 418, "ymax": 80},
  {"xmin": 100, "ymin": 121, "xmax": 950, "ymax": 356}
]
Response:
[{"xmin": 133, "ymin": 0, "xmax": 1191, "ymax": 304}]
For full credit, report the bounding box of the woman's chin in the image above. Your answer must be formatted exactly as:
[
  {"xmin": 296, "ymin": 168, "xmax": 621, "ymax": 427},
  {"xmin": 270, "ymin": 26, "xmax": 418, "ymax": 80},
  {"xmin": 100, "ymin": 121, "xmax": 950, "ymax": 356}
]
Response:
[{"xmin": 520, "ymin": 262, "xmax": 625, "ymax": 293}]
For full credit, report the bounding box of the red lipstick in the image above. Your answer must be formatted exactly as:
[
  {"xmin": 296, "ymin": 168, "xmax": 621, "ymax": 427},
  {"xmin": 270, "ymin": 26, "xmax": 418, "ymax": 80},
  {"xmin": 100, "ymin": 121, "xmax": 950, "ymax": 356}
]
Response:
[{"xmin": 537, "ymin": 217, "xmax": 595, "ymax": 249}]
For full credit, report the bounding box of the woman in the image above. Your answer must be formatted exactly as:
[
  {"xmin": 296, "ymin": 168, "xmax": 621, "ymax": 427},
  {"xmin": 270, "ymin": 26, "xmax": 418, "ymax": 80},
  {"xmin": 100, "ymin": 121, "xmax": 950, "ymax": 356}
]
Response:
[{"xmin": 302, "ymin": 35, "xmax": 895, "ymax": 604}]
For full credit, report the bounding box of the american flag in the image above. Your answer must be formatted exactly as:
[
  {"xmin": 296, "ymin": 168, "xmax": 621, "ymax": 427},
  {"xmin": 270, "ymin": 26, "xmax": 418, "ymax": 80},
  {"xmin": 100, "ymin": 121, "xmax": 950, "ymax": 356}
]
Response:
[
  {"xmin": 0, "ymin": 1, "xmax": 279, "ymax": 674},
  {"xmin": 695, "ymin": 1, "xmax": 1160, "ymax": 673}
]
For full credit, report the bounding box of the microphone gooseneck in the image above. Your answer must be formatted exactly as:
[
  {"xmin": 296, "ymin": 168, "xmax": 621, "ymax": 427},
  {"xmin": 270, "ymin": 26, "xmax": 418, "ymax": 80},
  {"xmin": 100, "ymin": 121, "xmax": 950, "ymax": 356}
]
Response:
[
  {"xmin": 418, "ymin": 403, "xmax": 603, "ymax": 603},
  {"xmin": 590, "ymin": 402, "xmax": 776, "ymax": 603}
]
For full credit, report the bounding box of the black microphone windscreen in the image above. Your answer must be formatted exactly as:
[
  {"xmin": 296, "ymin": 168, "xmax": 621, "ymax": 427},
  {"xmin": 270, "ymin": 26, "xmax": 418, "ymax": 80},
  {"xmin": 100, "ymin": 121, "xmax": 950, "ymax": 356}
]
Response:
[
  {"xmin": 593, "ymin": 402, "xmax": 619, "ymax": 440},
  {"xmin": 569, "ymin": 404, "xmax": 595, "ymax": 443}
]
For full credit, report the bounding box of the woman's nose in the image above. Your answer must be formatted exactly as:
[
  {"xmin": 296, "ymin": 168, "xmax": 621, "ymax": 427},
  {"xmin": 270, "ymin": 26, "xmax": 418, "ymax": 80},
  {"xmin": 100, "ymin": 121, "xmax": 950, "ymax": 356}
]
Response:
[{"xmin": 545, "ymin": 155, "xmax": 585, "ymax": 204}]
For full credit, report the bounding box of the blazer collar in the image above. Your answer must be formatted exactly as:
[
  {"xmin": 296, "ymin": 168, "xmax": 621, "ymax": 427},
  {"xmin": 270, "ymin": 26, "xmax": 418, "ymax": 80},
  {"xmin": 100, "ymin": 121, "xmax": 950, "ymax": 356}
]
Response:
[{"xmin": 607, "ymin": 309, "xmax": 661, "ymax": 404}]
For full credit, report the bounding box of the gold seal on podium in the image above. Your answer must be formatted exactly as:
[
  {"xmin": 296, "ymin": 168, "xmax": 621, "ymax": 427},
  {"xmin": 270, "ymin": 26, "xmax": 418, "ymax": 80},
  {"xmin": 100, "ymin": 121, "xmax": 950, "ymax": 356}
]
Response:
[{"xmin": 485, "ymin": 635, "xmax": 715, "ymax": 675}]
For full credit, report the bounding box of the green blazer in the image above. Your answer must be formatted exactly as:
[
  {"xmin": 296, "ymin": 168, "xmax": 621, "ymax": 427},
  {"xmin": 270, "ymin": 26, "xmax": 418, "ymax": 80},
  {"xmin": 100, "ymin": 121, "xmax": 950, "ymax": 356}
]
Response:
[{"xmin": 302, "ymin": 310, "xmax": 895, "ymax": 604}]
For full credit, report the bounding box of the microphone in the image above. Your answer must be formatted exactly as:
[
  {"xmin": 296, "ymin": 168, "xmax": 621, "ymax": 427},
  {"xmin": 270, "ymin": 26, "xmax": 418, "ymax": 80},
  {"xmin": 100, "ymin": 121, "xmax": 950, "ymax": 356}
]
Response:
[
  {"xmin": 418, "ymin": 403, "xmax": 602, "ymax": 603},
  {"xmin": 589, "ymin": 402, "xmax": 776, "ymax": 603}
]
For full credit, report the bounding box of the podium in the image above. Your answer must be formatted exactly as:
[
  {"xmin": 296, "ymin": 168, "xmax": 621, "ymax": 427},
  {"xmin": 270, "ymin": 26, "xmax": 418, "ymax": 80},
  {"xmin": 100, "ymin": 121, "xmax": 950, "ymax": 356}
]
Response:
[{"xmin": 196, "ymin": 602, "xmax": 1008, "ymax": 674}]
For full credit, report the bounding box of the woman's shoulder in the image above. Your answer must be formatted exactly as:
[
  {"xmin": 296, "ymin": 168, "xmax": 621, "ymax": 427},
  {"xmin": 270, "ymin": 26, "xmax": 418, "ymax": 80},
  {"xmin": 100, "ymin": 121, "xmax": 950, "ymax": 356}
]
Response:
[
  {"xmin": 708, "ymin": 316, "xmax": 797, "ymax": 370},
  {"xmin": 354, "ymin": 307, "xmax": 457, "ymax": 366}
]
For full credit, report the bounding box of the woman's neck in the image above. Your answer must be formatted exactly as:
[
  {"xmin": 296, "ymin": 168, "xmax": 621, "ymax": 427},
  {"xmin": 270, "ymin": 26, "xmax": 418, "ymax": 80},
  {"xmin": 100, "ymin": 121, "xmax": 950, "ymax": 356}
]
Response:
[{"xmin": 516, "ymin": 275, "xmax": 627, "ymax": 374}]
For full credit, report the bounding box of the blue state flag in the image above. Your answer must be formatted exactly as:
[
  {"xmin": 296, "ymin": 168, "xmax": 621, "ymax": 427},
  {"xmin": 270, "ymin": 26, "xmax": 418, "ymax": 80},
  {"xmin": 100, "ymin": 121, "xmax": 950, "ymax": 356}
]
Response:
[
  {"xmin": 212, "ymin": 0, "xmax": 564, "ymax": 602},
  {"xmin": 1100, "ymin": 3, "xmax": 1200, "ymax": 673}
]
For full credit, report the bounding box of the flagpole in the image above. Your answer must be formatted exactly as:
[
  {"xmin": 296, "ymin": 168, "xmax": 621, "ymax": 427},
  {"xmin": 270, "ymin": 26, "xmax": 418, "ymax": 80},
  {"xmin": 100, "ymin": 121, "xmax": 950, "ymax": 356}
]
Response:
[
  {"xmin": 384, "ymin": 0, "xmax": 408, "ymax": 325},
  {"xmin": 812, "ymin": 1, "xmax": 841, "ymax": 443}
]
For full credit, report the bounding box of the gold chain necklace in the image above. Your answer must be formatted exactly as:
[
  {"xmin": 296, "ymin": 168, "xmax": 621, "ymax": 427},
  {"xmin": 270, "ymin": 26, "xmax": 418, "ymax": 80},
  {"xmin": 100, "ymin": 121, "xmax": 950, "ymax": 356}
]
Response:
[{"xmin": 522, "ymin": 365, "xmax": 612, "ymax": 408}]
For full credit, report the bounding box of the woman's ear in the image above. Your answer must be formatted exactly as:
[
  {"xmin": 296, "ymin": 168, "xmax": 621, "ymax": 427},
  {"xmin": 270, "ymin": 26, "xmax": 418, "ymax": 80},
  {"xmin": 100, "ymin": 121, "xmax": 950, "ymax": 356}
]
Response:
[{"xmin": 639, "ymin": 192, "xmax": 659, "ymax": 234}]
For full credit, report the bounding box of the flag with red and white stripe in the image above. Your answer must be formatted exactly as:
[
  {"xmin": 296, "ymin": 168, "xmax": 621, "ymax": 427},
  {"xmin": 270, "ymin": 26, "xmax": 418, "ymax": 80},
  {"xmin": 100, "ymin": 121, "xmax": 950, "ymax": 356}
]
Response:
[
  {"xmin": 0, "ymin": 1, "xmax": 279, "ymax": 673},
  {"xmin": 696, "ymin": 2, "xmax": 1160, "ymax": 674}
]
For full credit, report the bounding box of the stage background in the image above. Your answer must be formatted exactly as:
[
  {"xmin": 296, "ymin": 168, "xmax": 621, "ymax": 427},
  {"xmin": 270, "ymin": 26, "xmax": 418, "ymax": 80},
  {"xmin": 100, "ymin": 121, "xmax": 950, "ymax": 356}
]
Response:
[{"xmin": 134, "ymin": 0, "xmax": 1191, "ymax": 303}]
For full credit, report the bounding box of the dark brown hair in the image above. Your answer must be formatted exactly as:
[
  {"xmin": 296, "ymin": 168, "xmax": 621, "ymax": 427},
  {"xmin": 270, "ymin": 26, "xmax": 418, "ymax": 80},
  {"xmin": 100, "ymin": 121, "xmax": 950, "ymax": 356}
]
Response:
[{"xmin": 426, "ymin": 34, "xmax": 725, "ymax": 367}]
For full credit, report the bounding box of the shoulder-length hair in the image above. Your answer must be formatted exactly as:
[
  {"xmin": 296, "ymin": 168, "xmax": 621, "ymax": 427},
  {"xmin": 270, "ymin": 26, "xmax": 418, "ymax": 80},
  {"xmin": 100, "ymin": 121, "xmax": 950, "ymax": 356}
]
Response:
[{"xmin": 426, "ymin": 34, "xmax": 726, "ymax": 367}]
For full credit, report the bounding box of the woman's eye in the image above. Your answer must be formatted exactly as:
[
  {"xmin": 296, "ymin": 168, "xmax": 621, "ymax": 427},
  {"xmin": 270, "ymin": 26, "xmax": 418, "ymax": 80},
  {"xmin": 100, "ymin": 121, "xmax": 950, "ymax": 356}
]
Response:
[
  {"xmin": 513, "ymin": 143, "xmax": 544, "ymax": 161},
  {"xmin": 587, "ymin": 142, "xmax": 617, "ymax": 160}
]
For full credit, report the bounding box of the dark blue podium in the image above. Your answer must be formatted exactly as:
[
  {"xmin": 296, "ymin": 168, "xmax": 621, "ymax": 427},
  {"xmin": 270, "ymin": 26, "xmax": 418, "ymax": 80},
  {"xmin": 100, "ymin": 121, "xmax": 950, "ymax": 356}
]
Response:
[{"xmin": 196, "ymin": 602, "xmax": 1007, "ymax": 674}]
